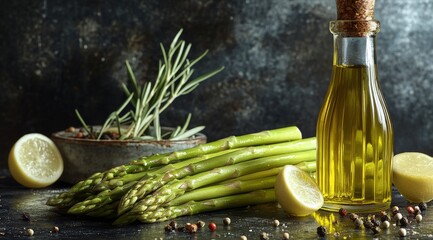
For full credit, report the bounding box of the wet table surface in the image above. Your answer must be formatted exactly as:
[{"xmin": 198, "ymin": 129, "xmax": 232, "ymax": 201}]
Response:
[{"xmin": 1, "ymin": 169, "xmax": 432, "ymax": 240}]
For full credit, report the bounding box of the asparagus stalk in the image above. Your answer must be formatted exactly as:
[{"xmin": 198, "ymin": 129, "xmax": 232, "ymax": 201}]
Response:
[
  {"xmin": 128, "ymin": 126, "xmax": 302, "ymax": 167},
  {"xmin": 117, "ymin": 137, "xmax": 316, "ymax": 215},
  {"xmin": 136, "ymin": 189, "xmax": 277, "ymax": 223},
  {"xmin": 114, "ymin": 149, "xmax": 316, "ymax": 225},
  {"xmin": 168, "ymin": 176, "xmax": 276, "ymax": 206},
  {"xmin": 67, "ymin": 181, "xmax": 138, "ymax": 214},
  {"xmin": 67, "ymin": 150, "xmax": 238, "ymax": 214},
  {"xmin": 48, "ymin": 126, "xmax": 301, "ymax": 207}
]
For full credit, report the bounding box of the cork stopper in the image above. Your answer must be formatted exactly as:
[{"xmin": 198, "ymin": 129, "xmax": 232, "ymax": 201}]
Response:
[
  {"xmin": 336, "ymin": 0, "xmax": 375, "ymax": 20},
  {"xmin": 332, "ymin": 0, "xmax": 379, "ymax": 36}
]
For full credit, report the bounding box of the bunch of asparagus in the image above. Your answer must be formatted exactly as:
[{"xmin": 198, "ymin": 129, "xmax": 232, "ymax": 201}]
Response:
[{"xmin": 46, "ymin": 126, "xmax": 316, "ymax": 225}]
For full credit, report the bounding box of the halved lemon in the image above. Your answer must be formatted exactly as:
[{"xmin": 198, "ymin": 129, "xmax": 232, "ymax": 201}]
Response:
[
  {"xmin": 393, "ymin": 152, "xmax": 433, "ymax": 203},
  {"xmin": 8, "ymin": 133, "xmax": 64, "ymax": 188},
  {"xmin": 275, "ymin": 165, "xmax": 324, "ymax": 216}
]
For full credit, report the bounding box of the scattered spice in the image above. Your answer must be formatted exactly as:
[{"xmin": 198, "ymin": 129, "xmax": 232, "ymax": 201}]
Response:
[
  {"xmin": 51, "ymin": 226, "xmax": 60, "ymax": 233},
  {"xmin": 380, "ymin": 220, "xmax": 390, "ymax": 229},
  {"xmin": 418, "ymin": 202, "xmax": 428, "ymax": 211},
  {"xmin": 416, "ymin": 214, "xmax": 423, "ymax": 223},
  {"xmin": 185, "ymin": 223, "xmax": 198, "ymax": 233},
  {"xmin": 196, "ymin": 220, "xmax": 206, "ymax": 228},
  {"xmin": 26, "ymin": 228, "xmax": 34, "ymax": 236},
  {"xmin": 398, "ymin": 228, "xmax": 407, "ymax": 237},
  {"xmin": 338, "ymin": 208, "xmax": 348, "ymax": 217},
  {"xmin": 169, "ymin": 221, "xmax": 178, "ymax": 230},
  {"xmin": 164, "ymin": 224, "xmax": 175, "ymax": 232},
  {"xmin": 272, "ymin": 219, "xmax": 280, "ymax": 227},
  {"xmin": 0, "ymin": 231, "xmax": 5, "ymax": 236},
  {"xmin": 394, "ymin": 212, "xmax": 403, "ymax": 221},
  {"xmin": 208, "ymin": 222, "xmax": 217, "ymax": 232},
  {"xmin": 399, "ymin": 217, "xmax": 409, "ymax": 227},
  {"xmin": 223, "ymin": 217, "xmax": 231, "ymax": 226},
  {"xmin": 317, "ymin": 226, "xmax": 327, "ymax": 237},
  {"xmin": 414, "ymin": 206, "xmax": 421, "ymax": 215},
  {"xmin": 371, "ymin": 226, "xmax": 380, "ymax": 235},
  {"xmin": 21, "ymin": 212, "xmax": 31, "ymax": 222},
  {"xmin": 354, "ymin": 218, "xmax": 363, "ymax": 229},
  {"xmin": 406, "ymin": 206, "xmax": 415, "ymax": 215},
  {"xmin": 380, "ymin": 214, "xmax": 391, "ymax": 222},
  {"xmin": 349, "ymin": 213, "xmax": 359, "ymax": 221},
  {"xmin": 259, "ymin": 232, "xmax": 269, "ymax": 240}
]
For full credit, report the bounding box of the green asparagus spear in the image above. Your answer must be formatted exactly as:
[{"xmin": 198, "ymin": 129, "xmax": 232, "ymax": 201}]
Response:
[
  {"xmin": 47, "ymin": 126, "xmax": 301, "ymax": 207},
  {"xmin": 136, "ymin": 189, "xmax": 277, "ymax": 223},
  {"xmin": 117, "ymin": 137, "xmax": 316, "ymax": 215},
  {"xmin": 114, "ymin": 149, "xmax": 316, "ymax": 225}
]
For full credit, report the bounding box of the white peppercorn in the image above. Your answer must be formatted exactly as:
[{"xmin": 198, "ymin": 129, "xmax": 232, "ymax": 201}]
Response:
[
  {"xmin": 380, "ymin": 220, "xmax": 390, "ymax": 229},
  {"xmin": 283, "ymin": 232, "xmax": 290, "ymax": 239},
  {"xmin": 26, "ymin": 228, "xmax": 34, "ymax": 236},
  {"xmin": 272, "ymin": 219, "xmax": 280, "ymax": 227},
  {"xmin": 416, "ymin": 214, "xmax": 423, "ymax": 223},
  {"xmin": 398, "ymin": 228, "xmax": 407, "ymax": 237}
]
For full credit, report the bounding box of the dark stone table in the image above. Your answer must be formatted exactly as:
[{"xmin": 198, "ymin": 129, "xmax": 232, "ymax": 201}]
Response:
[{"xmin": 1, "ymin": 170, "xmax": 433, "ymax": 240}]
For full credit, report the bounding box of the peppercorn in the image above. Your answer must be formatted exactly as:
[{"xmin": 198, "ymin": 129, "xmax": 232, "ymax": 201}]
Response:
[
  {"xmin": 380, "ymin": 210, "xmax": 388, "ymax": 217},
  {"xmin": 363, "ymin": 220, "xmax": 374, "ymax": 229},
  {"xmin": 259, "ymin": 232, "xmax": 269, "ymax": 240},
  {"xmin": 406, "ymin": 206, "xmax": 415, "ymax": 215},
  {"xmin": 414, "ymin": 206, "xmax": 421, "ymax": 215},
  {"xmin": 196, "ymin": 220, "xmax": 206, "ymax": 228},
  {"xmin": 51, "ymin": 226, "xmax": 60, "ymax": 233},
  {"xmin": 164, "ymin": 224, "xmax": 174, "ymax": 232},
  {"xmin": 349, "ymin": 213, "xmax": 359, "ymax": 221},
  {"xmin": 169, "ymin": 221, "xmax": 177, "ymax": 230},
  {"xmin": 26, "ymin": 228, "xmax": 34, "ymax": 236},
  {"xmin": 240, "ymin": 235, "xmax": 248, "ymax": 240},
  {"xmin": 398, "ymin": 228, "xmax": 407, "ymax": 237},
  {"xmin": 391, "ymin": 206, "xmax": 400, "ymax": 217},
  {"xmin": 334, "ymin": 232, "xmax": 341, "ymax": 238},
  {"xmin": 338, "ymin": 208, "xmax": 348, "ymax": 217},
  {"xmin": 381, "ymin": 214, "xmax": 391, "ymax": 222},
  {"xmin": 380, "ymin": 220, "xmax": 390, "ymax": 229},
  {"xmin": 371, "ymin": 226, "xmax": 380, "ymax": 235},
  {"xmin": 316, "ymin": 226, "xmax": 327, "ymax": 237},
  {"xmin": 416, "ymin": 214, "xmax": 423, "ymax": 223},
  {"xmin": 208, "ymin": 222, "xmax": 217, "ymax": 232},
  {"xmin": 399, "ymin": 217, "xmax": 409, "ymax": 227},
  {"xmin": 185, "ymin": 223, "xmax": 198, "ymax": 233},
  {"xmin": 394, "ymin": 212, "xmax": 403, "ymax": 221},
  {"xmin": 223, "ymin": 217, "xmax": 231, "ymax": 226},
  {"xmin": 282, "ymin": 232, "xmax": 290, "ymax": 240},
  {"xmin": 418, "ymin": 202, "xmax": 428, "ymax": 211},
  {"xmin": 272, "ymin": 219, "xmax": 280, "ymax": 227},
  {"xmin": 354, "ymin": 218, "xmax": 364, "ymax": 229}
]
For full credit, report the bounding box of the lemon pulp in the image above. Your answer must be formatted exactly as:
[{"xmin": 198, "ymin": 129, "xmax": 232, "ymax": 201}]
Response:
[
  {"xmin": 393, "ymin": 152, "xmax": 433, "ymax": 203},
  {"xmin": 8, "ymin": 133, "xmax": 64, "ymax": 188},
  {"xmin": 275, "ymin": 165, "xmax": 324, "ymax": 216}
]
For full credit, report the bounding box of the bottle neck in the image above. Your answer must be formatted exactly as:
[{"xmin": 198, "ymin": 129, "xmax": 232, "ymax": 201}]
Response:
[{"xmin": 330, "ymin": 20, "xmax": 380, "ymax": 67}]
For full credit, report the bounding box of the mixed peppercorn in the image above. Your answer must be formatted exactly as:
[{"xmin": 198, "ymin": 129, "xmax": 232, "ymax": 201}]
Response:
[{"xmin": 315, "ymin": 202, "xmax": 428, "ymax": 238}]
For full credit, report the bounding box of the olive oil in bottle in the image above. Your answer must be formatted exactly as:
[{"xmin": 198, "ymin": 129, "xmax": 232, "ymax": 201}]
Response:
[{"xmin": 316, "ymin": 0, "xmax": 393, "ymax": 212}]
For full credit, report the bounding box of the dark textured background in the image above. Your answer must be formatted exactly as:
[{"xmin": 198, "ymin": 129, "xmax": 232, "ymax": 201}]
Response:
[{"xmin": 1, "ymin": 0, "xmax": 432, "ymax": 168}]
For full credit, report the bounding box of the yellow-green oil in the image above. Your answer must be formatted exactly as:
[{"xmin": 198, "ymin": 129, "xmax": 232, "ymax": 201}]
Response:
[{"xmin": 317, "ymin": 64, "xmax": 393, "ymax": 212}]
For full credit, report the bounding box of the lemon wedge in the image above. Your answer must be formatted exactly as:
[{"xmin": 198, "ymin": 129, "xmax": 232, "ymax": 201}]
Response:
[
  {"xmin": 8, "ymin": 133, "xmax": 64, "ymax": 188},
  {"xmin": 275, "ymin": 165, "xmax": 324, "ymax": 216},
  {"xmin": 393, "ymin": 152, "xmax": 433, "ymax": 203}
]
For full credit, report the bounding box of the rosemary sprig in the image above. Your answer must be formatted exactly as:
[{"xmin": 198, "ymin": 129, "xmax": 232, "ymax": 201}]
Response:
[{"xmin": 76, "ymin": 29, "xmax": 223, "ymax": 141}]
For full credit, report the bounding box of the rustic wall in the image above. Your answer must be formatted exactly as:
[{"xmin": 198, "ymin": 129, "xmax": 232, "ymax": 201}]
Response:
[{"xmin": 1, "ymin": 0, "xmax": 432, "ymax": 168}]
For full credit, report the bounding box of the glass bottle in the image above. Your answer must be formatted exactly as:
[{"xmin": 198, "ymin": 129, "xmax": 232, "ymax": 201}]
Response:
[{"xmin": 316, "ymin": 19, "xmax": 394, "ymax": 212}]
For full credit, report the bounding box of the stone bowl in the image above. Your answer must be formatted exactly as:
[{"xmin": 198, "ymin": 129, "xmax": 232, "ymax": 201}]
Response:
[{"xmin": 51, "ymin": 127, "xmax": 207, "ymax": 184}]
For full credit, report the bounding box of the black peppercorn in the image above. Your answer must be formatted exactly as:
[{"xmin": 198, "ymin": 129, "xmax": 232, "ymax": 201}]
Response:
[
  {"xmin": 317, "ymin": 226, "xmax": 327, "ymax": 237},
  {"xmin": 363, "ymin": 220, "xmax": 374, "ymax": 229},
  {"xmin": 380, "ymin": 214, "xmax": 391, "ymax": 222},
  {"xmin": 371, "ymin": 226, "xmax": 380, "ymax": 235},
  {"xmin": 419, "ymin": 202, "xmax": 428, "ymax": 211},
  {"xmin": 399, "ymin": 217, "xmax": 409, "ymax": 227}
]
